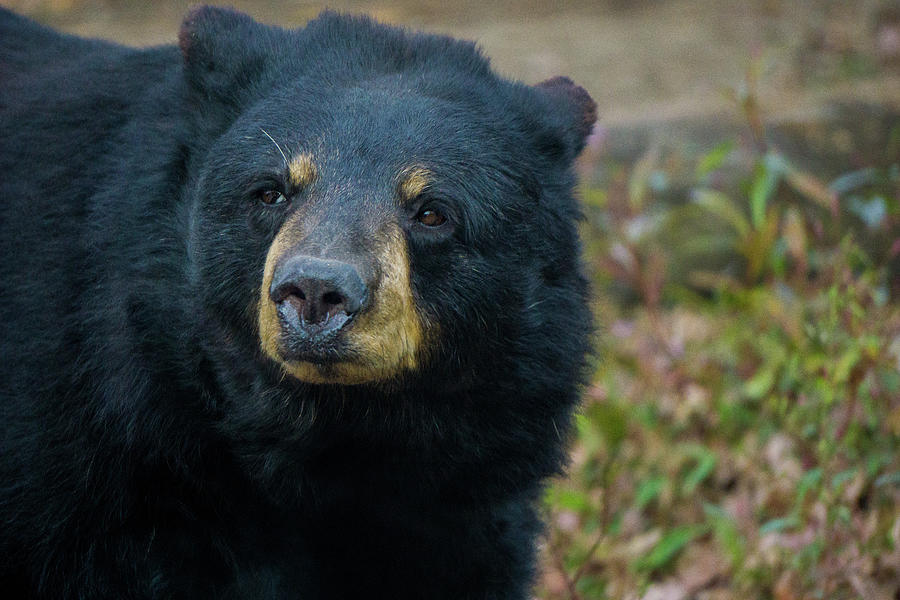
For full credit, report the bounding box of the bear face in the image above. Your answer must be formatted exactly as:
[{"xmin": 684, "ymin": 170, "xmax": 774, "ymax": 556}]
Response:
[{"xmin": 182, "ymin": 7, "xmax": 596, "ymax": 388}]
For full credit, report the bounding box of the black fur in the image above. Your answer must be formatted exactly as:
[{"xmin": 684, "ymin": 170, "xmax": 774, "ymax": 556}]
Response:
[{"xmin": 0, "ymin": 7, "xmax": 595, "ymax": 599}]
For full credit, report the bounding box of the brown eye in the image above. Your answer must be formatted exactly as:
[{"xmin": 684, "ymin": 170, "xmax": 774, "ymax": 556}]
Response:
[
  {"xmin": 259, "ymin": 190, "xmax": 287, "ymax": 205},
  {"xmin": 416, "ymin": 208, "xmax": 447, "ymax": 227}
]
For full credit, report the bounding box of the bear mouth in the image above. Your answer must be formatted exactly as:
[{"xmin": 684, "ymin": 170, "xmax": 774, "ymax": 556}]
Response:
[{"xmin": 276, "ymin": 321, "xmax": 356, "ymax": 365}]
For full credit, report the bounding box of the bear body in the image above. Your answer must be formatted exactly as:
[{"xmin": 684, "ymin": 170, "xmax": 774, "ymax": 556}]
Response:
[{"xmin": 0, "ymin": 7, "xmax": 594, "ymax": 599}]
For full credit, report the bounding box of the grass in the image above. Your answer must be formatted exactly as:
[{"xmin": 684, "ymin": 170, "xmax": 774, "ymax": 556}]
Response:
[{"xmin": 538, "ymin": 78, "xmax": 900, "ymax": 600}]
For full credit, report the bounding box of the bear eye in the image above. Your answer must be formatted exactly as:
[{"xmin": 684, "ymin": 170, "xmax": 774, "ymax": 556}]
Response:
[
  {"xmin": 258, "ymin": 189, "xmax": 287, "ymax": 206},
  {"xmin": 415, "ymin": 207, "xmax": 447, "ymax": 227}
]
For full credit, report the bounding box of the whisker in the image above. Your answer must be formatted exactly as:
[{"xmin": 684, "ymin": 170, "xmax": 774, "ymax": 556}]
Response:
[{"xmin": 260, "ymin": 127, "xmax": 288, "ymax": 167}]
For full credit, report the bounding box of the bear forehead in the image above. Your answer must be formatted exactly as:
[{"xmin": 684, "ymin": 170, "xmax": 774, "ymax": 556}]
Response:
[
  {"xmin": 249, "ymin": 78, "xmax": 511, "ymax": 150},
  {"xmin": 217, "ymin": 82, "xmax": 527, "ymax": 188}
]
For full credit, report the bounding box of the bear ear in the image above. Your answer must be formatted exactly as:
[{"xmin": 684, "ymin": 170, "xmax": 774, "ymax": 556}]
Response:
[
  {"xmin": 531, "ymin": 76, "xmax": 598, "ymax": 162},
  {"xmin": 178, "ymin": 6, "xmax": 271, "ymax": 101}
]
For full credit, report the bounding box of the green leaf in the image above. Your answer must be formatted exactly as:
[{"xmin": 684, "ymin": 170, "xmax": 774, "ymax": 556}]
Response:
[
  {"xmin": 836, "ymin": 505, "xmax": 851, "ymax": 524},
  {"xmin": 546, "ymin": 487, "xmax": 591, "ymax": 512},
  {"xmin": 692, "ymin": 189, "xmax": 750, "ymax": 238},
  {"xmin": 830, "ymin": 469, "xmax": 857, "ymax": 491},
  {"xmin": 743, "ymin": 367, "xmax": 776, "ymax": 399},
  {"xmin": 574, "ymin": 413, "xmax": 603, "ymax": 455},
  {"xmin": 875, "ymin": 472, "xmax": 900, "ymax": 488},
  {"xmin": 749, "ymin": 152, "xmax": 786, "ymax": 230},
  {"xmin": 703, "ymin": 503, "xmax": 746, "ymax": 568},
  {"xmin": 607, "ymin": 512, "xmax": 624, "ymax": 536},
  {"xmin": 580, "ymin": 186, "xmax": 607, "ymax": 209},
  {"xmin": 828, "ymin": 167, "xmax": 879, "ymax": 195},
  {"xmin": 696, "ymin": 141, "xmax": 735, "ymax": 179},
  {"xmin": 848, "ymin": 196, "xmax": 888, "ymax": 228},
  {"xmin": 628, "ymin": 146, "xmax": 660, "ymax": 212},
  {"xmin": 759, "ymin": 516, "xmax": 799, "ymax": 535},
  {"xmin": 635, "ymin": 476, "xmax": 666, "ymax": 510},
  {"xmin": 635, "ymin": 524, "xmax": 709, "ymax": 572},
  {"xmin": 681, "ymin": 446, "xmax": 717, "ymax": 495},
  {"xmin": 575, "ymin": 575, "xmax": 607, "ymax": 599},
  {"xmin": 833, "ymin": 346, "xmax": 862, "ymax": 384},
  {"xmin": 793, "ymin": 468, "xmax": 823, "ymax": 512},
  {"xmin": 586, "ymin": 401, "xmax": 629, "ymax": 452}
]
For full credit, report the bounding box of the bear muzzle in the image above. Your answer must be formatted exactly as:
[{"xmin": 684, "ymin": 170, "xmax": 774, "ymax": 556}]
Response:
[{"xmin": 259, "ymin": 220, "xmax": 425, "ymax": 383}]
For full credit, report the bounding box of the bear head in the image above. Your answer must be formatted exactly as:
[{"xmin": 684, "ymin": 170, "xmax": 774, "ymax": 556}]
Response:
[{"xmin": 178, "ymin": 7, "xmax": 596, "ymax": 389}]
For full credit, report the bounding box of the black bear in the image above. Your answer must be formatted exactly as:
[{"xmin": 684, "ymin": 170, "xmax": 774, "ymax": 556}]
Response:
[{"xmin": 0, "ymin": 6, "xmax": 595, "ymax": 599}]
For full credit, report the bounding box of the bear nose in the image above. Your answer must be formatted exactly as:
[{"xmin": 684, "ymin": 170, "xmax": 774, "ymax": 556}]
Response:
[{"xmin": 270, "ymin": 256, "xmax": 367, "ymax": 336}]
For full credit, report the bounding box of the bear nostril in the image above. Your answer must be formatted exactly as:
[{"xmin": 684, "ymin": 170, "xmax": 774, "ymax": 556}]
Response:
[
  {"xmin": 271, "ymin": 283, "xmax": 305, "ymax": 305},
  {"xmin": 321, "ymin": 291, "xmax": 344, "ymax": 307},
  {"xmin": 275, "ymin": 280, "xmax": 343, "ymax": 325}
]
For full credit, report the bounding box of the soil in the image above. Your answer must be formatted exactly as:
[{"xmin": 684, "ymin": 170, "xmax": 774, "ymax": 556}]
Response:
[{"xmin": 5, "ymin": 0, "xmax": 899, "ymax": 128}]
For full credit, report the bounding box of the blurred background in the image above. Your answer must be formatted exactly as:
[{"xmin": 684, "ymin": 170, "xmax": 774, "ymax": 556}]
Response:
[{"xmin": 3, "ymin": 1, "xmax": 899, "ymax": 598}]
